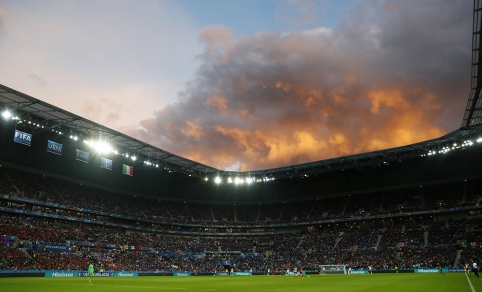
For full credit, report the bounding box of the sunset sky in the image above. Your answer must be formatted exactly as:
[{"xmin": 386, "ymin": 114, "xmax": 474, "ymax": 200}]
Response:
[{"xmin": 0, "ymin": 0, "xmax": 473, "ymax": 171}]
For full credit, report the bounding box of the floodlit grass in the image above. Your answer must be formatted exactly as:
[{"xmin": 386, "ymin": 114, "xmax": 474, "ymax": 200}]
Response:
[{"xmin": 1, "ymin": 273, "xmax": 482, "ymax": 292}]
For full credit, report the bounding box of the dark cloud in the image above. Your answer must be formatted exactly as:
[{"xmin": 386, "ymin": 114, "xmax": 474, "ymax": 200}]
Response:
[{"xmin": 136, "ymin": 0, "xmax": 472, "ymax": 171}]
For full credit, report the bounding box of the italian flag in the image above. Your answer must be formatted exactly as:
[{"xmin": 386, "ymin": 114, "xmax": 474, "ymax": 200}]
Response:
[
  {"xmin": 123, "ymin": 164, "xmax": 133, "ymax": 176},
  {"xmin": 123, "ymin": 245, "xmax": 138, "ymax": 250}
]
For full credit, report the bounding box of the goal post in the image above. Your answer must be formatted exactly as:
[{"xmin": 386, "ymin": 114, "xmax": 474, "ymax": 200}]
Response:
[{"xmin": 319, "ymin": 265, "xmax": 346, "ymax": 274}]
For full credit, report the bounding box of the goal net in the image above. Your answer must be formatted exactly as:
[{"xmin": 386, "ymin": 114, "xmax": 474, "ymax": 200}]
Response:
[{"xmin": 319, "ymin": 265, "xmax": 346, "ymax": 274}]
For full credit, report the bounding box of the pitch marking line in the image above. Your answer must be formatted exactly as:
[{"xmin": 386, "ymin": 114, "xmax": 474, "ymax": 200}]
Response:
[{"xmin": 465, "ymin": 272, "xmax": 477, "ymax": 292}]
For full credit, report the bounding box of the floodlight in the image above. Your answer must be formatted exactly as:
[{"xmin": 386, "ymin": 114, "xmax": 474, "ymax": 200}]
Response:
[
  {"xmin": 227, "ymin": 177, "xmax": 233, "ymax": 183},
  {"xmin": 2, "ymin": 110, "xmax": 12, "ymax": 120},
  {"xmin": 246, "ymin": 177, "xmax": 253, "ymax": 184},
  {"xmin": 131, "ymin": 156, "xmax": 137, "ymax": 161},
  {"xmin": 214, "ymin": 176, "xmax": 221, "ymax": 184},
  {"xmin": 95, "ymin": 142, "xmax": 112, "ymax": 154},
  {"xmin": 477, "ymin": 138, "xmax": 482, "ymax": 143}
]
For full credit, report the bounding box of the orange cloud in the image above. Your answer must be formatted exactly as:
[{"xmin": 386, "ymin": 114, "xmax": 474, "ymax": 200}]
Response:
[
  {"xmin": 264, "ymin": 131, "xmax": 329, "ymax": 166},
  {"xmin": 180, "ymin": 120, "xmax": 204, "ymax": 141},
  {"xmin": 204, "ymin": 95, "xmax": 228, "ymax": 114},
  {"xmin": 136, "ymin": 0, "xmax": 470, "ymax": 171},
  {"xmin": 367, "ymin": 89, "xmax": 410, "ymax": 114}
]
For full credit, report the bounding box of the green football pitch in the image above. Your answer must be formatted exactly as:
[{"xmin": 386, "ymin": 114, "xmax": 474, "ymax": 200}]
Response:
[{"xmin": 1, "ymin": 273, "xmax": 482, "ymax": 292}]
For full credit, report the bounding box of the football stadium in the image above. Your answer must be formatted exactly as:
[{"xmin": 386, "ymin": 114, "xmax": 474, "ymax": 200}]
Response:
[{"xmin": 1, "ymin": 1, "xmax": 482, "ymax": 292}]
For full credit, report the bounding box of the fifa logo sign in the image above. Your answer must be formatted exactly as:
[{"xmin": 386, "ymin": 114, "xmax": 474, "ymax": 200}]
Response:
[{"xmin": 13, "ymin": 130, "xmax": 32, "ymax": 146}]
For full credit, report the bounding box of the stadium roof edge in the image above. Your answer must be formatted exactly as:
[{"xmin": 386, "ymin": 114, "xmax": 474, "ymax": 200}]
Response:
[
  {"xmin": 462, "ymin": 0, "xmax": 482, "ymax": 128},
  {"xmin": 1, "ymin": 83, "xmax": 481, "ymax": 181},
  {"xmin": 0, "ymin": 83, "xmax": 218, "ymax": 176}
]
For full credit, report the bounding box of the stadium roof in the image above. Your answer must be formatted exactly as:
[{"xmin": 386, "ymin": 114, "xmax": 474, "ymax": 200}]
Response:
[
  {"xmin": 462, "ymin": 0, "xmax": 482, "ymax": 129},
  {"xmin": 1, "ymin": 82, "xmax": 480, "ymax": 183},
  {"xmin": 1, "ymin": 2, "xmax": 481, "ymax": 183}
]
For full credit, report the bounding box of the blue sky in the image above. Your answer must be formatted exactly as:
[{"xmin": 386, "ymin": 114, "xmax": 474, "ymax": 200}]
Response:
[
  {"xmin": 182, "ymin": 0, "xmax": 358, "ymax": 34},
  {"xmin": 0, "ymin": 0, "xmax": 473, "ymax": 171}
]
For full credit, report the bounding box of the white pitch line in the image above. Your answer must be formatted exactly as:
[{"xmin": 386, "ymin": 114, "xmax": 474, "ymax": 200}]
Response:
[{"xmin": 465, "ymin": 272, "xmax": 477, "ymax": 292}]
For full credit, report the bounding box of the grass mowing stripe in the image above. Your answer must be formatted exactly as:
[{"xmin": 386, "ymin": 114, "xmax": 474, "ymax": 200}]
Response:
[{"xmin": 0, "ymin": 273, "xmax": 475, "ymax": 292}]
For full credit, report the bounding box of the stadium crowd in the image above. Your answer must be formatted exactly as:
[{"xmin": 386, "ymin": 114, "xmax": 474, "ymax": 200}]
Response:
[
  {"xmin": 1, "ymin": 167, "xmax": 482, "ymax": 273},
  {"xmin": 1, "ymin": 168, "xmax": 480, "ymax": 227}
]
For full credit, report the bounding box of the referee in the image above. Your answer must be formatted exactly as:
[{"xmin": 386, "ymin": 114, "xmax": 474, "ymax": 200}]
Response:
[{"xmin": 472, "ymin": 260, "xmax": 479, "ymax": 278}]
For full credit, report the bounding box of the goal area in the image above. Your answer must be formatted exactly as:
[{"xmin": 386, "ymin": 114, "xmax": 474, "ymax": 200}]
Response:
[{"xmin": 320, "ymin": 265, "xmax": 346, "ymax": 274}]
